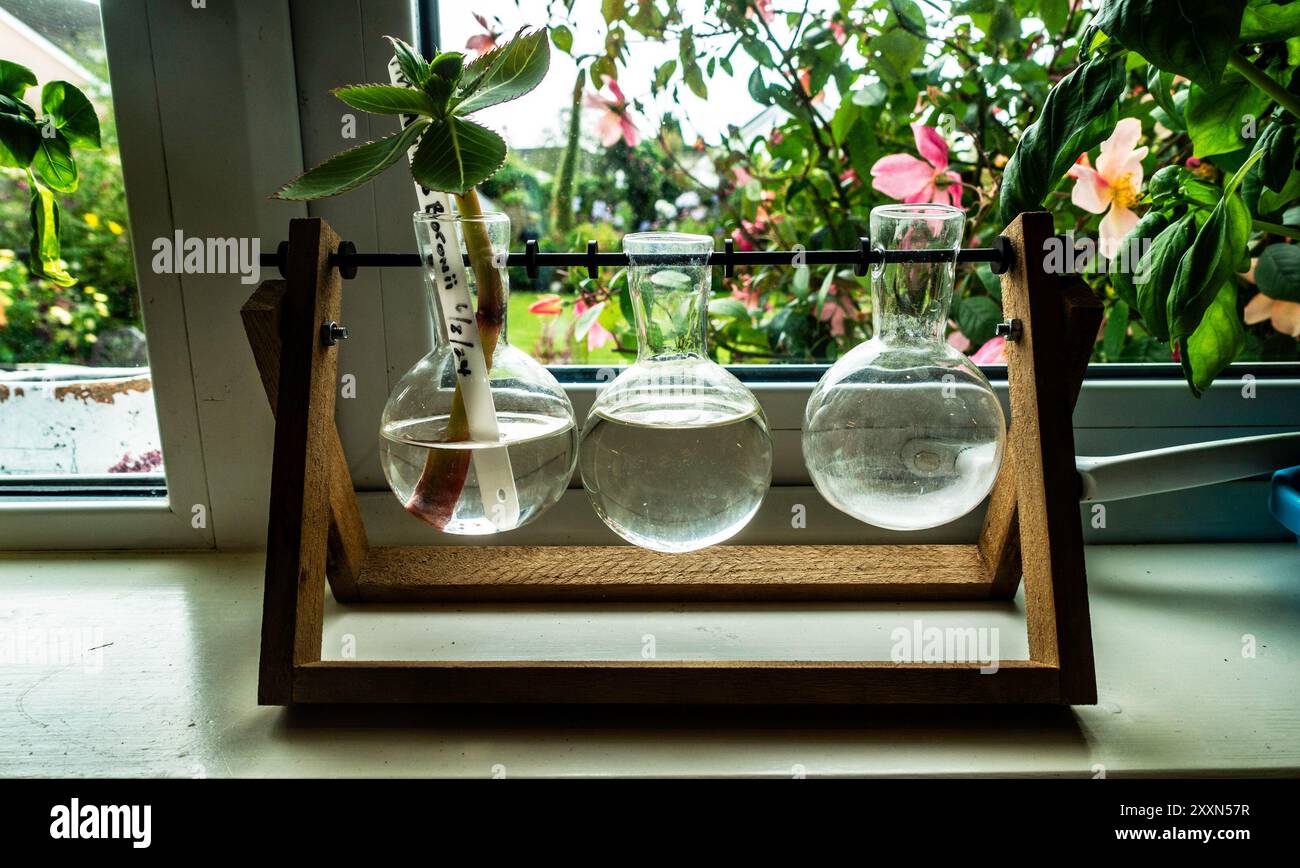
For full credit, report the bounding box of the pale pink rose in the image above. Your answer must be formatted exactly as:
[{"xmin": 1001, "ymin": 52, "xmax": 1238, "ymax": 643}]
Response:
[
  {"xmin": 585, "ymin": 77, "xmax": 639, "ymax": 148},
  {"xmin": 970, "ymin": 336, "xmax": 1007, "ymax": 365},
  {"xmin": 1244, "ymin": 292, "xmax": 1300, "ymax": 338},
  {"xmin": 574, "ymin": 298, "xmax": 615, "ymax": 350},
  {"xmin": 947, "ymin": 321, "xmax": 970, "ymax": 352},
  {"xmin": 1067, "ymin": 117, "xmax": 1148, "ymax": 259},
  {"xmin": 870, "ymin": 122, "xmax": 964, "ymax": 209}
]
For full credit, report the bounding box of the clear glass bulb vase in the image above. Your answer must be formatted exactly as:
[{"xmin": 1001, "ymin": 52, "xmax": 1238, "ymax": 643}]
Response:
[
  {"xmin": 380, "ymin": 211, "xmax": 578, "ymax": 535},
  {"xmin": 802, "ymin": 204, "xmax": 1006, "ymax": 531},
  {"xmin": 580, "ymin": 232, "xmax": 773, "ymax": 553}
]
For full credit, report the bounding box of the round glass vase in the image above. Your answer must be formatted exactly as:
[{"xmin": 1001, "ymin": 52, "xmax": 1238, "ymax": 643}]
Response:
[
  {"xmin": 380, "ymin": 211, "xmax": 578, "ymax": 535},
  {"xmin": 579, "ymin": 232, "xmax": 773, "ymax": 553},
  {"xmin": 802, "ymin": 204, "xmax": 1006, "ymax": 531}
]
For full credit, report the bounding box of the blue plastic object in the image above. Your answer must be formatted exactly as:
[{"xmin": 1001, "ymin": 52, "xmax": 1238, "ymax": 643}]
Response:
[{"xmin": 1270, "ymin": 465, "xmax": 1300, "ymax": 542}]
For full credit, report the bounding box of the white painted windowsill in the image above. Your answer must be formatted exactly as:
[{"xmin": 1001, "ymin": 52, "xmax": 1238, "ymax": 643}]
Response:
[{"xmin": 0, "ymin": 543, "xmax": 1296, "ymax": 778}]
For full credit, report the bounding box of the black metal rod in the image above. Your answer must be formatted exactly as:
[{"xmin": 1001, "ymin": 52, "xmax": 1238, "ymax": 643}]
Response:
[{"xmin": 260, "ymin": 236, "xmax": 1013, "ymax": 278}]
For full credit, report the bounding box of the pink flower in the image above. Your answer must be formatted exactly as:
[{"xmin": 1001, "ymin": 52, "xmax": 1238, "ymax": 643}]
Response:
[
  {"xmin": 770, "ymin": 129, "xmax": 784, "ymax": 147},
  {"xmin": 946, "ymin": 322, "xmax": 970, "ymax": 352},
  {"xmin": 970, "ymin": 336, "xmax": 1007, "ymax": 365},
  {"xmin": 870, "ymin": 123, "xmax": 964, "ymax": 209},
  {"xmin": 730, "ymin": 217, "xmax": 766, "ymax": 252},
  {"xmin": 840, "ymin": 167, "xmax": 859, "ymax": 187},
  {"xmin": 585, "ymin": 77, "xmax": 639, "ymax": 148},
  {"xmin": 1067, "ymin": 117, "xmax": 1148, "ymax": 259},
  {"xmin": 528, "ymin": 294, "xmax": 563, "ymax": 315},
  {"xmin": 731, "ymin": 275, "xmax": 763, "ymax": 311},
  {"xmin": 732, "ymin": 165, "xmax": 755, "ymax": 188},
  {"xmin": 818, "ymin": 285, "xmax": 859, "ymax": 337},
  {"xmin": 830, "ymin": 22, "xmax": 848, "ymax": 45},
  {"xmin": 574, "ymin": 298, "xmax": 615, "ymax": 351},
  {"xmin": 465, "ymin": 13, "xmax": 499, "ymax": 56},
  {"xmin": 1244, "ymin": 292, "xmax": 1300, "ymax": 337},
  {"xmin": 748, "ymin": 0, "xmax": 775, "ymax": 22}
]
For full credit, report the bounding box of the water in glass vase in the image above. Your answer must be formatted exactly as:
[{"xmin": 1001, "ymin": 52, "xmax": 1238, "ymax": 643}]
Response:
[
  {"xmin": 381, "ymin": 411, "xmax": 576, "ymax": 535},
  {"xmin": 580, "ymin": 400, "xmax": 771, "ymax": 553},
  {"xmin": 579, "ymin": 232, "xmax": 774, "ymax": 552}
]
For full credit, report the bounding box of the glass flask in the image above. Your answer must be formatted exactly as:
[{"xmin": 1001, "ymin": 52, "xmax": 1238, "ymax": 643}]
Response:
[
  {"xmin": 580, "ymin": 232, "xmax": 773, "ymax": 553},
  {"xmin": 802, "ymin": 204, "xmax": 1005, "ymax": 531},
  {"xmin": 380, "ymin": 211, "xmax": 578, "ymax": 535}
]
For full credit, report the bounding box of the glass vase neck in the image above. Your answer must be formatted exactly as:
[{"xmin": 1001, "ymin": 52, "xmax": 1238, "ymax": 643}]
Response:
[
  {"xmin": 624, "ymin": 232, "xmax": 713, "ymax": 362},
  {"xmin": 413, "ymin": 210, "xmax": 512, "ymax": 349},
  {"xmin": 869, "ymin": 204, "xmax": 964, "ymax": 347}
]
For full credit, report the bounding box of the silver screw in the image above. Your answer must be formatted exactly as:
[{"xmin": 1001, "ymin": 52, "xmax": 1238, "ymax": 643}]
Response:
[
  {"xmin": 995, "ymin": 318, "xmax": 1023, "ymax": 342},
  {"xmin": 322, "ymin": 321, "xmax": 348, "ymax": 345}
]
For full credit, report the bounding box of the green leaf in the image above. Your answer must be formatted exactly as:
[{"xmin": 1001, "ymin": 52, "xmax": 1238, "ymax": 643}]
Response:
[
  {"xmin": 32, "ymin": 129, "xmax": 77, "ymax": 192},
  {"xmin": 332, "ymin": 84, "xmax": 438, "ymax": 116},
  {"xmin": 1103, "ymin": 300, "xmax": 1130, "ymax": 359},
  {"xmin": 1255, "ymin": 122, "xmax": 1297, "ymax": 191},
  {"xmin": 273, "ymin": 120, "xmax": 428, "ymax": 199},
  {"xmin": 1168, "ymin": 191, "xmax": 1251, "ymax": 344},
  {"xmin": 28, "ymin": 182, "xmax": 75, "ymax": 287},
  {"xmin": 1238, "ymin": 2, "xmax": 1300, "ymax": 43},
  {"xmin": 1255, "ymin": 243, "xmax": 1300, "ymax": 301},
  {"xmin": 40, "ymin": 81, "xmax": 99, "ymax": 149},
  {"xmin": 708, "ymin": 297, "xmax": 750, "ymax": 320},
  {"xmin": 1259, "ymin": 168, "xmax": 1300, "ymax": 213},
  {"xmin": 1181, "ymin": 281, "xmax": 1244, "ymax": 394},
  {"xmin": 654, "ymin": 60, "xmax": 677, "ymax": 92},
  {"xmin": 1184, "ymin": 68, "xmax": 1272, "ymax": 157},
  {"xmin": 1040, "ymin": 0, "xmax": 1069, "ymax": 33},
  {"xmin": 455, "ymin": 28, "xmax": 550, "ymax": 114},
  {"xmin": 1146, "ymin": 67, "xmax": 1184, "ymax": 128},
  {"xmin": 679, "ymin": 28, "xmax": 708, "ymax": 99},
  {"xmin": 998, "ymin": 53, "xmax": 1127, "ymax": 225},
  {"xmin": 1092, "ymin": 0, "xmax": 1247, "ymax": 88},
  {"xmin": 410, "ymin": 116, "xmax": 506, "ymax": 195},
  {"xmin": 550, "ymin": 24, "xmax": 574, "ymax": 54},
  {"xmin": 747, "ymin": 67, "xmax": 770, "ymax": 105},
  {"xmin": 0, "ymin": 60, "xmax": 36, "ymax": 99},
  {"xmin": 0, "ymin": 111, "xmax": 41, "ymax": 168},
  {"xmin": 1112, "ymin": 210, "xmax": 1168, "ymax": 309},
  {"xmin": 386, "ymin": 36, "xmax": 429, "ymax": 88},
  {"xmin": 987, "ymin": 1, "xmax": 1019, "ymax": 44},
  {"xmin": 1134, "ymin": 213, "xmax": 1194, "ymax": 342},
  {"xmin": 602, "ymin": 0, "xmax": 627, "ymax": 24},
  {"xmin": 955, "ymin": 294, "xmax": 1003, "ymax": 346}
]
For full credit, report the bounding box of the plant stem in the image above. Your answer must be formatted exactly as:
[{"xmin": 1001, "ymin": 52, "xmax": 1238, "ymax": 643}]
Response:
[
  {"xmin": 1228, "ymin": 51, "xmax": 1300, "ymax": 120},
  {"xmin": 550, "ymin": 70, "xmax": 584, "ymax": 240},
  {"xmin": 1253, "ymin": 219, "xmax": 1300, "ymax": 240},
  {"xmin": 404, "ymin": 187, "xmax": 507, "ymax": 530}
]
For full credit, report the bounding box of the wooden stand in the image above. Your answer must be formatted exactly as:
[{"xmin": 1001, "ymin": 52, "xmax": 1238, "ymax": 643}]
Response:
[{"xmin": 243, "ymin": 212, "xmax": 1101, "ymax": 705}]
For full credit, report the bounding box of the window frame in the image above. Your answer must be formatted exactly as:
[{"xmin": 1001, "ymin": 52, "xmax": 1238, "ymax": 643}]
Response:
[{"xmin": 4, "ymin": 0, "xmax": 1296, "ymax": 552}]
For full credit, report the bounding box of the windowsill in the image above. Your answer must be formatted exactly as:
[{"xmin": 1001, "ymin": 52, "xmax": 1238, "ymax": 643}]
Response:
[{"xmin": 0, "ymin": 543, "xmax": 1296, "ymax": 777}]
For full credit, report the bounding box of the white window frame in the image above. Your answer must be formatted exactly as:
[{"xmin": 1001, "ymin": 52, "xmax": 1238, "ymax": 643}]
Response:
[{"xmin": 3, "ymin": 0, "xmax": 1297, "ymax": 551}]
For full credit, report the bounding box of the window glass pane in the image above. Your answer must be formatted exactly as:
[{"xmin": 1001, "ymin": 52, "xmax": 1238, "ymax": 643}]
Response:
[
  {"xmin": 0, "ymin": 0, "xmax": 164, "ymax": 480},
  {"xmin": 425, "ymin": 0, "xmax": 1300, "ymax": 373}
]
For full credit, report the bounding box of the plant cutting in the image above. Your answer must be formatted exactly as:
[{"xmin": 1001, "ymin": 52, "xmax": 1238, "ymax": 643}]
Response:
[
  {"xmin": 273, "ymin": 31, "xmax": 574, "ymax": 532},
  {"xmin": 0, "ymin": 59, "xmax": 102, "ymax": 287}
]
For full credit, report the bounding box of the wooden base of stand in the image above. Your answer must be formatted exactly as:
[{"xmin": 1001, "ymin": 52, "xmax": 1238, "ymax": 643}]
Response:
[{"xmin": 243, "ymin": 213, "xmax": 1101, "ymax": 706}]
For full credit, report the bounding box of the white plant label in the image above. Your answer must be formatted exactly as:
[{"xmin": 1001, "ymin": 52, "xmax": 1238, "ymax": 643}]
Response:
[{"xmin": 388, "ymin": 59, "xmax": 519, "ymax": 530}]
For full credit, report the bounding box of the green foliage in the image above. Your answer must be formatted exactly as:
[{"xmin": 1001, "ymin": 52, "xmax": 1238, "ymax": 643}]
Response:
[
  {"xmin": 275, "ymin": 32, "xmax": 549, "ymax": 200},
  {"xmin": 0, "ymin": 61, "xmax": 101, "ymax": 287}
]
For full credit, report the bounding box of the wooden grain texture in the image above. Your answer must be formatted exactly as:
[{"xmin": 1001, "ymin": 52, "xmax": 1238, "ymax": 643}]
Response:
[
  {"xmin": 241, "ymin": 280, "xmax": 367, "ymax": 602},
  {"xmin": 292, "ymin": 660, "xmax": 1061, "ymax": 704},
  {"xmin": 981, "ymin": 275, "xmax": 1101, "ymax": 598},
  {"xmin": 999, "ymin": 213, "xmax": 1097, "ymax": 705},
  {"xmin": 354, "ymin": 544, "xmax": 996, "ymax": 602},
  {"xmin": 256, "ymin": 219, "xmax": 343, "ymax": 704}
]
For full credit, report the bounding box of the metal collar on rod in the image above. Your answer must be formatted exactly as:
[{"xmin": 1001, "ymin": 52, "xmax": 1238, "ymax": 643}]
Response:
[{"xmin": 262, "ymin": 235, "xmax": 1013, "ymax": 280}]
